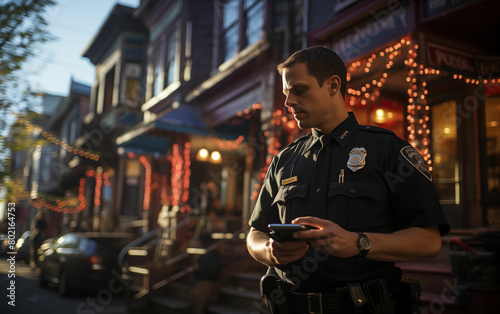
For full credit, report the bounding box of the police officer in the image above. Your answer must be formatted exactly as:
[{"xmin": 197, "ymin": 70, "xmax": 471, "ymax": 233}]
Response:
[{"xmin": 246, "ymin": 46, "xmax": 450, "ymax": 313}]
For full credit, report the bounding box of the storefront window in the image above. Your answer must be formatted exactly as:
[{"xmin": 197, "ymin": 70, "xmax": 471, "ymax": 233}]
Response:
[
  {"xmin": 432, "ymin": 100, "xmax": 460, "ymax": 204},
  {"xmin": 347, "ymin": 98, "xmax": 405, "ymax": 138},
  {"xmin": 485, "ymin": 96, "xmax": 500, "ymax": 198},
  {"xmin": 121, "ymin": 160, "xmax": 141, "ymax": 215},
  {"xmin": 190, "ymin": 147, "xmax": 245, "ymax": 233}
]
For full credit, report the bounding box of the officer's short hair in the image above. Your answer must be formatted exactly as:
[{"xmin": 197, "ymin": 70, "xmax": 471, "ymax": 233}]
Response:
[{"xmin": 277, "ymin": 46, "xmax": 347, "ymax": 99}]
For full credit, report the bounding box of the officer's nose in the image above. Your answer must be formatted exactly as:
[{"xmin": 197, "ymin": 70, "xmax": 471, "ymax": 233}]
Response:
[{"xmin": 284, "ymin": 94, "xmax": 297, "ymax": 108}]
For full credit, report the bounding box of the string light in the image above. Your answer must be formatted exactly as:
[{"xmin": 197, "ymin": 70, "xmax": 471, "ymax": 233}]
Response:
[
  {"xmin": 253, "ymin": 106, "xmax": 299, "ymax": 201},
  {"xmin": 161, "ymin": 174, "xmax": 168, "ymax": 205},
  {"xmin": 17, "ymin": 118, "xmax": 101, "ymax": 161},
  {"xmin": 403, "ymin": 41, "xmax": 439, "ymax": 169},
  {"xmin": 170, "ymin": 143, "xmax": 183, "ymax": 206},
  {"xmin": 236, "ymin": 103, "xmax": 262, "ymax": 118},
  {"xmin": 342, "ymin": 36, "xmax": 500, "ymax": 175},
  {"xmin": 30, "ymin": 197, "xmax": 80, "ymax": 213},
  {"xmin": 347, "ymin": 39, "xmax": 408, "ymax": 100},
  {"xmin": 213, "ymin": 135, "xmax": 245, "ymax": 150},
  {"xmin": 139, "ymin": 156, "xmax": 152, "ymax": 210},
  {"xmin": 182, "ymin": 142, "xmax": 191, "ymax": 204},
  {"xmin": 77, "ymin": 178, "xmax": 86, "ymax": 212},
  {"xmin": 30, "ymin": 185, "xmax": 85, "ymax": 214},
  {"xmin": 94, "ymin": 170, "xmax": 102, "ymax": 206}
]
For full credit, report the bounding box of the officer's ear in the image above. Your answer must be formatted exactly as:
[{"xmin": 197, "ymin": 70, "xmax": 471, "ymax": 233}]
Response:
[{"xmin": 328, "ymin": 75, "xmax": 341, "ymax": 96}]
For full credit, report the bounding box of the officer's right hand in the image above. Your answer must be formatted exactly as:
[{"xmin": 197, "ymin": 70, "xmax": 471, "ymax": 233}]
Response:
[{"xmin": 268, "ymin": 237, "xmax": 309, "ymax": 265}]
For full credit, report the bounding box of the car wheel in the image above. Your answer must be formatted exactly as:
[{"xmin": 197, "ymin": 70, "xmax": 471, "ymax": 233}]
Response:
[
  {"xmin": 38, "ymin": 269, "xmax": 48, "ymax": 288},
  {"xmin": 58, "ymin": 269, "xmax": 71, "ymax": 297}
]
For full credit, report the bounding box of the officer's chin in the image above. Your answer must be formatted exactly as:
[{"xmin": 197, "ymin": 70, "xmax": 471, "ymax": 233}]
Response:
[{"xmin": 296, "ymin": 120, "xmax": 308, "ymax": 130}]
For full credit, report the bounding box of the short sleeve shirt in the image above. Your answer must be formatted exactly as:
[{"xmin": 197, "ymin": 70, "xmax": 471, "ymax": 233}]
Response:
[{"xmin": 248, "ymin": 112, "xmax": 450, "ymax": 292}]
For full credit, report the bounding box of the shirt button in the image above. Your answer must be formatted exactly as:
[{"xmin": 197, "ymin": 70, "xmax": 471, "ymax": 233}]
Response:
[
  {"xmin": 350, "ymin": 188, "xmax": 356, "ymax": 194},
  {"xmin": 316, "ymin": 188, "xmax": 322, "ymax": 194}
]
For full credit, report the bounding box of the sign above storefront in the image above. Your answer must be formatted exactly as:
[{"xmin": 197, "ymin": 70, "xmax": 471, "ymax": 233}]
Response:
[
  {"xmin": 478, "ymin": 57, "xmax": 500, "ymax": 78},
  {"xmin": 426, "ymin": 42, "xmax": 476, "ymax": 76},
  {"xmin": 424, "ymin": 0, "xmax": 476, "ymax": 19},
  {"xmin": 331, "ymin": 3, "xmax": 410, "ymax": 62},
  {"xmin": 426, "ymin": 41, "xmax": 500, "ymax": 78}
]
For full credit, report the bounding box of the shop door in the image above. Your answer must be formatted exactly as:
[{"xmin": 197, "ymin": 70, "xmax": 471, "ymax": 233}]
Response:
[
  {"xmin": 483, "ymin": 96, "xmax": 500, "ymax": 227},
  {"xmin": 431, "ymin": 100, "xmax": 462, "ymax": 227}
]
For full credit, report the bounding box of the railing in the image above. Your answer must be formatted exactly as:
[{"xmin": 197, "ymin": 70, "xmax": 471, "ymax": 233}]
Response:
[
  {"xmin": 152, "ymin": 228, "xmax": 246, "ymax": 288},
  {"xmin": 120, "ymin": 210, "xmax": 249, "ymax": 304},
  {"xmin": 117, "ymin": 226, "xmax": 161, "ymax": 269},
  {"xmin": 128, "ymin": 227, "xmax": 248, "ymax": 300}
]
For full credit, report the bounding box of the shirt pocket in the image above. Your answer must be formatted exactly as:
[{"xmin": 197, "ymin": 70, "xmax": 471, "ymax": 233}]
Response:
[
  {"xmin": 328, "ymin": 178, "xmax": 381, "ymax": 230},
  {"xmin": 272, "ymin": 181, "xmax": 309, "ymax": 223}
]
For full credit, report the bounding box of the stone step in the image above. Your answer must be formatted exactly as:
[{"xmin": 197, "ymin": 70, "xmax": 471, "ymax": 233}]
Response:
[
  {"xmin": 161, "ymin": 281, "xmax": 191, "ymax": 300},
  {"xmin": 212, "ymin": 286, "xmax": 262, "ymax": 312},
  {"xmin": 149, "ymin": 295, "xmax": 190, "ymax": 314}
]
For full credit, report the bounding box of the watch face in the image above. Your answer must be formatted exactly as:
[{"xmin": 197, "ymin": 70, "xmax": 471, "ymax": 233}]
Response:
[{"xmin": 359, "ymin": 237, "xmax": 371, "ymax": 250}]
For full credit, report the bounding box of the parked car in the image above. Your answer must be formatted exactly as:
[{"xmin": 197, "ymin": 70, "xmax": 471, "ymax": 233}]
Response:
[
  {"xmin": 37, "ymin": 237, "xmax": 56, "ymax": 257},
  {"xmin": 0, "ymin": 234, "xmax": 7, "ymax": 256},
  {"xmin": 38, "ymin": 232, "xmax": 133, "ymax": 296},
  {"xmin": 15, "ymin": 231, "xmax": 31, "ymax": 263}
]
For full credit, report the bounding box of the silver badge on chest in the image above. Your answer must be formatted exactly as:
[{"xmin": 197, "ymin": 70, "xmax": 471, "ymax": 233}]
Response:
[{"xmin": 347, "ymin": 147, "xmax": 367, "ymax": 172}]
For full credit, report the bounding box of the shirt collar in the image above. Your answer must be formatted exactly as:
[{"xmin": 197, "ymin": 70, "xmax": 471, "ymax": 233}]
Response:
[{"xmin": 310, "ymin": 112, "xmax": 359, "ymax": 148}]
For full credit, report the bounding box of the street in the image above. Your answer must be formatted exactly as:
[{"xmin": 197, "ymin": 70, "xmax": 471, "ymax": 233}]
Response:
[{"xmin": 0, "ymin": 257, "xmax": 134, "ymax": 314}]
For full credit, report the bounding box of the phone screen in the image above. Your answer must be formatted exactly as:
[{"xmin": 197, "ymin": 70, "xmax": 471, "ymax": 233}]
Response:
[{"xmin": 267, "ymin": 224, "xmax": 311, "ymax": 242}]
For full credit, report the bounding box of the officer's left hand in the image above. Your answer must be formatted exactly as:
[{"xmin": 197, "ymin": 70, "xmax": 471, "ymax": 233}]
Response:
[{"xmin": 291, "ymin": 216, "xmax": 360, "ymax": 258}]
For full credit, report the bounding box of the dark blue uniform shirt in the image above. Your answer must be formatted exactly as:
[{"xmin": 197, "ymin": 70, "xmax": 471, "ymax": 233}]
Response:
[{"xmin": 249, "ymin": 112, "xmax": 450, "ymax": 292}]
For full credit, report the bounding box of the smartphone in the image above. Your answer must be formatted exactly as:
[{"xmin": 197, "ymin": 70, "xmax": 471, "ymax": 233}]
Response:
[{"xmin": 268, "ymin": 224, "xmax": 314, "ymax": 242}]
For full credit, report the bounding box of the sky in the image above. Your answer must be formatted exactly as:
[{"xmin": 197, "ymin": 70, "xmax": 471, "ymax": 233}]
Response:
[{"xmin": 21, "ymin": 0, "xmax": 141, "ymax": 96}]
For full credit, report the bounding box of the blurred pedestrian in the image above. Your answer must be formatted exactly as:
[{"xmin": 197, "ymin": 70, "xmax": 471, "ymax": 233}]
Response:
[
  {"xmin": 188, "ymin": 234, "xmax": 223, "ymax": 314},
  {"xmin": 30, "ymin": 211, "xmax": 47, "ymax": 269}
]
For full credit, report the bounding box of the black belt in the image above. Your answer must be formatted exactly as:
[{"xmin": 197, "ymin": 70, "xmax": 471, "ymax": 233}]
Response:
[
  {"xmin": 286, "ymin": 290, "xmax": 344, "ymax": 314},
  {"xmin": 283, "ymin": 278, "xmax": 395, "ymax": 314}
]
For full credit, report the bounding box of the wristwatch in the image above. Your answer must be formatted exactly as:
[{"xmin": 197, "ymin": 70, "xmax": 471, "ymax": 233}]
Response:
[{"xmin": 356, "ymin": 232, "xmax": 371, "ymax": 258}]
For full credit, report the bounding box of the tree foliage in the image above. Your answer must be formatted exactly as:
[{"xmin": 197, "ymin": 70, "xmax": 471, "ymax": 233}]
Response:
[
  {"xmin": 0, "ymin": 0, "xmax": 56, "ymax": 181},
  {"xmin": 0, "ymin": 0, "xmax": 56, "ymax": 81}
]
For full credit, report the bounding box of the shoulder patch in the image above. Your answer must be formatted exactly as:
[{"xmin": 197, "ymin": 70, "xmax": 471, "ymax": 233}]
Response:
[{"xmin": 400, "ymin": 146, "xmax": 432, "ymax": 181}]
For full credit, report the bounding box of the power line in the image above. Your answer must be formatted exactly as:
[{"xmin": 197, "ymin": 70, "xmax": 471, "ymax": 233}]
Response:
[{"xmin": 48, "ymin": 21, "xmax": 95, "ymax": 35}]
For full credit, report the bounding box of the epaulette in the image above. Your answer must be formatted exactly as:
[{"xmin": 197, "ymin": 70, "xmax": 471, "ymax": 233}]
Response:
[
  {"xmin": 359, "ymin": 124, "xmax": 397, "ymax": 137},
  {"xmin": 360, "ymin": 124, "xmax": 412, "ymax": 148}
]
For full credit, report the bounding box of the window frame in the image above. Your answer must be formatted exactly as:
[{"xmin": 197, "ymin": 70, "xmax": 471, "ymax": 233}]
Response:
[
  {"xmin": 244, "ymin": 0, "xmax": 265, "ymax": 47},
  {"xmin": 148, "ymin": 27, "xmax": 178, "ymax": 100},
  {"xmin": 215, "ymin": 0, "xmax": 266, "ymax": 66}
]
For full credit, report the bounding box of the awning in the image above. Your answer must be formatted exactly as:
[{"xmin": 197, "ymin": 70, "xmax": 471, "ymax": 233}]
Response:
[
  {"xmin": 116, "ymin": 104, "xmax": 246, "ymax": 155},
  {"xmin": 120, "ymin": 135, "xmax": 170, "ymax": 155},
  {"xmin": 155, "ymin": 103, "xmax": 210, "ymax": 136}
]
